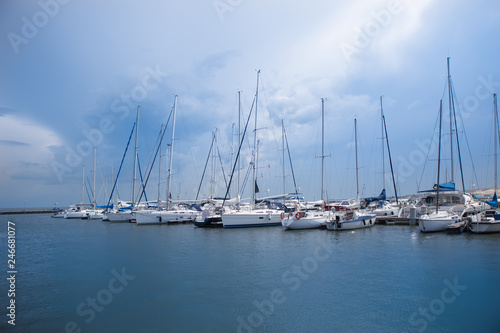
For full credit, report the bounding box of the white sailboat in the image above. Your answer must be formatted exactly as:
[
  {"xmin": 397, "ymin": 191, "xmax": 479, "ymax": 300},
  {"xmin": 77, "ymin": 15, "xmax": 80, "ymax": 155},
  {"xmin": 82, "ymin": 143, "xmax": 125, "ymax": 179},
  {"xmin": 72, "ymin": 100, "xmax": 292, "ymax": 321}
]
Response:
[
  {"xmin": 420, "ymin": 59, "xmax": 467, "ymax": 232},
  {"xmin": 133, "ymin": 205, "xmax": 200, "ymax": 224},
  {"xmin": 326, "ymin": 118, "xmax": 376, "ymax": 231},
  {"xmin": 419, "ymin": 99, "xmax": 460, "ymax": 232},
  {"xmin": 64, "ymin": 165, "xmax": 91, "ymax": 219},
  {"xmin": 468, "ymin": 94, "xmax": 500, "ymax": 234},
  {"xmin": 368, "ymin": 96, "xmax": 400, "ymax": 216},
  {"xmin": 282, "ymin": 98, "xmax": 331, "ymax": 230},
  {"xmin": 221, "ymin": 70, "xmax": 283, "ymax": 228}
]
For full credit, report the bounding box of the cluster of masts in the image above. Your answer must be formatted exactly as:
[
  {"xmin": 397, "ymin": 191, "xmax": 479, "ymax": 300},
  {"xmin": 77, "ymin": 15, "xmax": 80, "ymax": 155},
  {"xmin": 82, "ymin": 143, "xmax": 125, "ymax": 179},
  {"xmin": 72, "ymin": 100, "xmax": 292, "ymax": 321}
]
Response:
[{"xmin": 53, "ymin": 59, "xmax": 500, "ymax": 234}]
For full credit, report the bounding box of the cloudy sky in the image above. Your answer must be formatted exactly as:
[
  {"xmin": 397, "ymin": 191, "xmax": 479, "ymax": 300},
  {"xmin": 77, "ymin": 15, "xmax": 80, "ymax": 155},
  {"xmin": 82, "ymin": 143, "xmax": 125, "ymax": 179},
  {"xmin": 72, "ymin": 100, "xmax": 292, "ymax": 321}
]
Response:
[{"xmin": 1, "ymin": 0, "xmax": 499, "ymax": 208}]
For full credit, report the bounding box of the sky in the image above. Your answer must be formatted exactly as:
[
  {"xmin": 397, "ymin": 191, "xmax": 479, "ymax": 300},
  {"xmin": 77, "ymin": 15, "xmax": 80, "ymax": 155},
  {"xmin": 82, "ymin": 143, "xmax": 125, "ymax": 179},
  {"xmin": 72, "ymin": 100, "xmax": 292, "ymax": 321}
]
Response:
[{"xmin": 1, "ymin": 0, "xmax": 500, "ymax": 208}]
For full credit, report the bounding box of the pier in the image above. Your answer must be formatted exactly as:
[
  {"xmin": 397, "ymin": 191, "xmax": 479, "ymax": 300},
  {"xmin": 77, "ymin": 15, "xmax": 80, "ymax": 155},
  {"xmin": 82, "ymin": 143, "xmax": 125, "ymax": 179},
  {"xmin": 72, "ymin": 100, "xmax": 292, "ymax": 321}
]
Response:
[
  {"xmin": 375, "ymin": 216, "xmax": 418, "ymax": 225},
  {"xmin": 0, "ymin": 208, "xmax": 57, "ymax": 215}
]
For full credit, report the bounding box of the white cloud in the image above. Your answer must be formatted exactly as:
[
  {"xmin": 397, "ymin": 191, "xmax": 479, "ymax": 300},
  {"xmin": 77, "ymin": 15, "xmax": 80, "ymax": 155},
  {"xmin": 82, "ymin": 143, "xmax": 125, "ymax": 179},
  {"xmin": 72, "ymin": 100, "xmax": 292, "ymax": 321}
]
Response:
[{"xmin": 0, "ymin": 114, "xmax": 63, "ymax": 182}]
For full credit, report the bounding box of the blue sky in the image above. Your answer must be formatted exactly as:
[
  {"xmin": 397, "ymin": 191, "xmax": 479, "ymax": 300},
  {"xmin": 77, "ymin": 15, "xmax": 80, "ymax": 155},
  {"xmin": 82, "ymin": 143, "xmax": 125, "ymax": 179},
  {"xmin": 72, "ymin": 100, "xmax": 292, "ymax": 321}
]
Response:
[{"xmin": 1, "ymin": 0, "xmax": 499, "ymax": 208}]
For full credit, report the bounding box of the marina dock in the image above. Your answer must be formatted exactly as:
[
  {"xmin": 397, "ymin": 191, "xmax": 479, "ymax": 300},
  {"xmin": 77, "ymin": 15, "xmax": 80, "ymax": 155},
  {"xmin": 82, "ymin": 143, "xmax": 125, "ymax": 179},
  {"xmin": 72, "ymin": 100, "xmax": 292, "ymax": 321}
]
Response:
[
  {"xmin": 375, "ymin": 216, "xmax": 417, "ymax": 225},
  {"xmin": 0, "ymin": 208, "xmax": 57, "ymax": 215}
]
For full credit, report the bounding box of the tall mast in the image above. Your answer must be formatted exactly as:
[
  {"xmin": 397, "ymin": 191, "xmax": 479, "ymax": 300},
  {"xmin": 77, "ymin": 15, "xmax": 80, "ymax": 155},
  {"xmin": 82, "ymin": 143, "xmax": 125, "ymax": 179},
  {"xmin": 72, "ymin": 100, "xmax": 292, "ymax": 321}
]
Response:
[
  {"xmin": 166, "ymin": 95, "xmax": 177, "ymax": 210},
  {"xmin": 93, "ymin": 146, "xmax": 96, "ymax": 208},
  {"xmin": 158, "ymin": 124, "xmax": 163, "ymax": 205},
  {"xmin": 237, "ymin": 90, "xmax": 241, "ymax": 203},
  {"xmin": 355, "ymin": 118, "xmax": 359, "ymax": 203},
  {"xmin": 81, "ymin": 164, "xmax": 85, "ymax": 204},
  {"xmin": 437, "ymin": 100, "xmax": 443, "ymax": 213},
  {"xmin": 211, "ymin": 130, "xmax": 217, "ymax": 199},
  {"xmin": 132, "ymin": 106, "xmax": 140, "ymax": 208},
  {"xmin": 380, "ymin": 96, "xmax": 386, "ymax": 190},
  {"xmin": 495, "ymin": 93, "xmax": 498, "ymax": 194},
  {"xmin": 321, "ymin": 98, "xmax": 325, "ymax": 201},
  {"xmin": 282, "ymin": 119, "xmax": 286, "ymax": 201},
  {"xmin": 383, "ymin": 113, "xmax": 399, "ymax": 203},
  {"xmin": 447, "ymin": 57, "xmax": 454, "ymax": 183},
  {"xmin": 252, "ymin": 70, "xmax": 260, "ymax": 209}
]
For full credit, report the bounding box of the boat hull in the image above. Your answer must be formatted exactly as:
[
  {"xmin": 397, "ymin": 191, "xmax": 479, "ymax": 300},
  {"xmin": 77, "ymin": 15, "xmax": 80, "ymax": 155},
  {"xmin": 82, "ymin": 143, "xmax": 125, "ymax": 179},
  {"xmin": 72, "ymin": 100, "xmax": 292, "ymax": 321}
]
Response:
[
  {"xmin": 134, "ymin": 210, "xmax": 199, "ymax": 225},
  {"xmin": 64, "ymin": 212, "xmax": 88, "ymax": 219},
  {"xmin": 105, "ymin": 211, "xmax": 133, "ymax": 223},
  {"xmin": 419, "ymin": 212, "xmax": 459, "ymax": 232},
  {"xmin": 222, "ymin": 210, "xmax": 282, "ymax": 228},
  {"xmin": 282, "ymin": 218, "xmax": 324, "ymax": 230},
  {"xmin": 468, "ymin": 220, "xmax": 500, "ymax": 233},
  {"xmin": 326, "ymin": 215, "xmax": 376, "ymax": 230},
  {"xmin": 281, "ymin": 211, "xmax": 330, "ymax": 230}
]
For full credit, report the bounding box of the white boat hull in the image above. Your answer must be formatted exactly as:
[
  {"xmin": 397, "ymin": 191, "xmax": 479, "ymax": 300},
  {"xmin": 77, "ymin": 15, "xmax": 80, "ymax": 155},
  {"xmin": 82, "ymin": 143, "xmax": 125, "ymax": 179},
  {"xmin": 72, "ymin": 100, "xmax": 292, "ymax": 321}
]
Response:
[
  {"xmin": 468, "ymin": 220, "xmax": 500, "ymax": 233},
  {"xmin": 134, "ymin": 210, "xmax": 199, "ymax": 225},
  {"xmin": 281, "ymin": 211, "xmax": 330, "ymax": 230},
  {"xmin": 326, "ymin": 214, "xmax": 376, "ymax": 230},
  {"xmin": 105, "ymin": 211, "xmax": 133, "ymax": 223},
  {"xmin": 419, "ymin": 211, "xmax": 459, "ymax": 232},
  {"xmin": 64, "ymin": 211, "xmax": 89, "ymax": 219},
  {"xmin": 222, "ymin": 210, "xmax": 282, "ymax": 228}
]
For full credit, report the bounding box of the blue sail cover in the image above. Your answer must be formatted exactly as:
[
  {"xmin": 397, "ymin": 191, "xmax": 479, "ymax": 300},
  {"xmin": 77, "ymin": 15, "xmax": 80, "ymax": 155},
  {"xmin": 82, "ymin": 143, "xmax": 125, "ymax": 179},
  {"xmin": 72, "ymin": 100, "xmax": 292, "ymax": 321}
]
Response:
[
  {"xmin": 486, "ymin": 192, "xmax": 498, "ymax": 208},
  {"xmin": 365, "ymin": 189, "xmax": 386, "ymax": 204},
  {"xmin": 433, "ymin": 182, "xmax": 456, "ymax": 190}
]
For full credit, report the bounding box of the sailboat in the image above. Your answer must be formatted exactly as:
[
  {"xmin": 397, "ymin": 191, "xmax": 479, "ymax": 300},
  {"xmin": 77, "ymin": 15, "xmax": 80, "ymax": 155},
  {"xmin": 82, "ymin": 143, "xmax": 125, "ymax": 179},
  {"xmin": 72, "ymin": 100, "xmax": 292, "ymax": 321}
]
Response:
[
  {"xmin": 221, "ymin": 70, "xmax": 283, "ymax": 228},
  {"xmin": 64, "ymin": 165, "xmax": 94, "ymax": 219},
  {"xmin": 367, "ymin": 96, "xmax": 399, "ymax": 216},
  {"xmin": 134, "ymin": 96, "xmax": 201, "ymax": 225},
  {"xmin": 419, "ymin": 100, "xmax": 460, "ymax": 232},
  {"xmin": 104, "ymin": 106, "xmax": 141, "ymax": 223},
  {"xmin": 326, "ymin": 119, "xmax": 376, "ymax": 231},
  {"xmin": 468, "ymin": 94, "xmax": 500, "ymax": 233},
  {"xmin": 282, "ymin": 98, "xmax": 333, "ymax": 229},
  {"xmin": 418, "ymin": 58, "xmax": 479, "ymax": 232}
]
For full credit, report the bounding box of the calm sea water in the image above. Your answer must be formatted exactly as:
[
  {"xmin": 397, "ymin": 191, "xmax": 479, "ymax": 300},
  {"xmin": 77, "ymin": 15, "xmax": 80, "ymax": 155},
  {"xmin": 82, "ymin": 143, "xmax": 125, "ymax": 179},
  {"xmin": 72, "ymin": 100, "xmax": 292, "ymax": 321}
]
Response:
[{"xmin": 0, "ymin": 214, "xmax": 499, "ymax": 333}]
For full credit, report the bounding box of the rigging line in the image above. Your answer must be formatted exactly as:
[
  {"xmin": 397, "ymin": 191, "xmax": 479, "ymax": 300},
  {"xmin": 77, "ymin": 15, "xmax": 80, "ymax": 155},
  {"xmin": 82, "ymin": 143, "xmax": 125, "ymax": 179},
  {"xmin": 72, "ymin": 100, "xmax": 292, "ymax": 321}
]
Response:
[
  {"xmin": 240, "ymin": 163, "xmax": 252, "ymax": 198},
  {"xmin": 85, "ymin": 176, "xmax": 93, "ymax": 204},
  {"xmin": 136, "ymin": 128, "xmax": 168, "ymax": 205},
  {"xmin": 106, "ymin": 121, "xmax": 136, "ymax": 209},
  {"xmin": 284, "ymin": 126, "xmax": 298, "ymax": 193},
  {"xmin": 222, "ymin": 95, "xmax": 256, "ymax": 206},
  {"xmin": 216, "ymin": 143, "xmax": 229, "ymax": 191},
  {"xmin": 417, "ymin": 104, "xmax": 440, "ymax": 191},
  {"xmin": 449, "ymin": 81, "xmax": 465, "ymax": 192},
  {"xmin": 261, "ymin": 76, "xmax": 283, "ymax": 167},
  {"xmin": 136, "ymin": 154, "xmax": 149, "ymax": 205},
  {"xmin": 195, "ymin": 133, "xmax": 215, "ymax": 201},
  {"xmin": 136, "ymin": 108, "xmax": 174, "ymax": 205},
  {"xmin": 142, "ymin": 124, "xmax": 164, "ymax": 181},
  {"xmin": 177, "ymin": 99, "xmax": 200, "ymax": 183},
  {"xmin": 451, "ymin": 81, "xmax": 480, "ymax": 190},
  {"xmin": 383, "ymin": 114, "xmax": 398, "ymax": 203}
]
